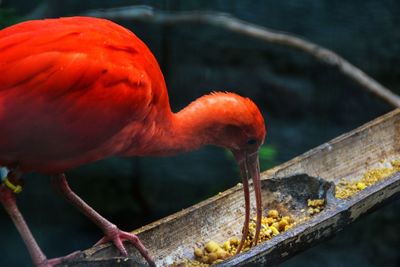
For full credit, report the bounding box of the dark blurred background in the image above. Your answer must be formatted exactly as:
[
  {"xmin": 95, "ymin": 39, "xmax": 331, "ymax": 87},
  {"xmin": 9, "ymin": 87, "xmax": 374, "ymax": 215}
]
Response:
[{"xmin": 0, "ymin": 0, "xmax": 399, "ymax": 266}]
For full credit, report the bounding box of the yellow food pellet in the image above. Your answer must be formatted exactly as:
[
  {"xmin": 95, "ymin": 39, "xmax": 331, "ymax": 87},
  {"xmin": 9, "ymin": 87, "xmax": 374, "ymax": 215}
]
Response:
[
  {"xmin": 306, "ymin": 198, "xmax": 325, "ymax": 215},
  {"xmin": 271, "ymin": 222, "xmax": 280, "ymax": 229},
  {"xmin": 336, "ymin": 160, "xmax": 400, "ymax": 199},
  {"xmin": 307, "ymin": 199, "xmax": 325, "ymax": 207},
  {"xmin": 391, "ymin": 160, "xmax": 400, "ymax": 169},
  {"xmin": 176, "ymin": 207, "xmax": 297, "ymax": 266},
  {"xmin": 208, "ymin": 252, "xmax": 218, "ymax": 262},
  {"xmin": 267, "ymin": 209, "xmax": 279, "ymax": 218},
  {"xmin": 194, "ymin": 248, "xmax": 203, "ymax": 258},
  {"xmin": 278, "ymin": 218, "xmax": 289, "ymax": 230},
  {"xmin": 270, "ymin": 225, "xmax": 280, "ymax": 235},
  {"xmin": 201, "ymin": 256, "xmax": 209, "ymax": 264},
  {"xmin": 205, "ymin": 241, "xmax": 220, "ymax": 253},
  {"xmin": 264, "ymin": 217, "xmax": 275, "ymax": 225},
  {"xmin": 216, "ymin": 250, "xmax": 229, "ymax": 259},
  {"xmin": 284, "ymin": 224, "xmax": 293, "ymax": 231},
  {"xmin": 356, "ymin": 182, "xmax": 367, "ymax": 190},
  {"xmin": 265, "ymin": 228, "xmax": 273, "ymax": 236},
  {"xmin": 222, "ymin": 240, "xmax": 231, "ymax": 251},
  {"xmin": 230, "ymin": 237, "xmax": 239, "ymax": 245}
]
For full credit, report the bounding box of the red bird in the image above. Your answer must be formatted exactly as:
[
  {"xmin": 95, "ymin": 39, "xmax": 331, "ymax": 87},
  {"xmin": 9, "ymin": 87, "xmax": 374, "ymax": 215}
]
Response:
[{"xmin": 0, "ymin": 17, "xmax": 266, "ymax": 267}]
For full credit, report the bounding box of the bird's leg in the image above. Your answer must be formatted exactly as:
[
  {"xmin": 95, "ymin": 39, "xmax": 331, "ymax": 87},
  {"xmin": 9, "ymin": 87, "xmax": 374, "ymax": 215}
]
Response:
[
  {"xmin": 51, "ymin": 174, "xmax": 156, "ymax": 267},
  {"xmin": 0, "ymin": 171, "xmax": 81, "ymax": 267},
  {"xmin": 0, "ymin": 171, "xmax": 49, "ymax": 267}
]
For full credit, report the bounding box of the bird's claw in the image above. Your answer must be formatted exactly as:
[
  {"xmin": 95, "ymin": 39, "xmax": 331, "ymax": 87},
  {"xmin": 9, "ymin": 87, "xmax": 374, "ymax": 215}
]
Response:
[{"xmin": 96, "ymin": 228, "xmax": 156, "ymax": 267}]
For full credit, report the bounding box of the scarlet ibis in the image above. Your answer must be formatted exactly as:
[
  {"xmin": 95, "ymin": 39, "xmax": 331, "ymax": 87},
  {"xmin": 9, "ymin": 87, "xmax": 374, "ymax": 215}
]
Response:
[{"xmin": 0, "ymin": 17, "xmax": 266, "ymax": 266}]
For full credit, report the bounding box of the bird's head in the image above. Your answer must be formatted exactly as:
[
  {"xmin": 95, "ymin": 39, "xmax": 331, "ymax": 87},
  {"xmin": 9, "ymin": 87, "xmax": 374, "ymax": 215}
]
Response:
[
  {"xmin": 215, "ymin": 92, "xmax": 265, "ymax": 251},
  {"xmin": 157, "ymin": 91, "xmax": 265, "ymax": 250},
  {"xmin": 185, "ymin": 92, "xmax": 266, "ymax": 251},
  {"xmin": 177, "ymin": 92, "xmax": 266, "ymax": 148},
  {"xmin": 210, "ymin": 95, "xmax": 265, "ymax": 153}
]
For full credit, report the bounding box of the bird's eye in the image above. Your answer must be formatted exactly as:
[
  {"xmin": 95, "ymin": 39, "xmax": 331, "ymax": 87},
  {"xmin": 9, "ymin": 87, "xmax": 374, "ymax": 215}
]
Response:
[{"xmin": 247, "ymin": 139, "xmax": 257, "ymax": 145}]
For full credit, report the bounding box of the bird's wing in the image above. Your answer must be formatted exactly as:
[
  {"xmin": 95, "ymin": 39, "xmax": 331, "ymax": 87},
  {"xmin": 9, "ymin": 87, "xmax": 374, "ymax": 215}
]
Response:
[{"xmin": 0, "ymin": 17, "xmax": 168, "ymax": 162}]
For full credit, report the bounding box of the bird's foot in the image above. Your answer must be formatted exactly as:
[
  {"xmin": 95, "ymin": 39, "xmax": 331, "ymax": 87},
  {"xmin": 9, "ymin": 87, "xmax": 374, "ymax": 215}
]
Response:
[{"xmin": 96, "ymin": 225, "xmax": 156, "ymax": 267}]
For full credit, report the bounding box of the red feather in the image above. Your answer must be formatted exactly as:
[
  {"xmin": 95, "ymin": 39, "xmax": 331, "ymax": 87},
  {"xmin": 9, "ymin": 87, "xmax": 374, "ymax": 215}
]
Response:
[{"xmin": 0, "ymin": 17, "xmax": 170, "ymax": 173}]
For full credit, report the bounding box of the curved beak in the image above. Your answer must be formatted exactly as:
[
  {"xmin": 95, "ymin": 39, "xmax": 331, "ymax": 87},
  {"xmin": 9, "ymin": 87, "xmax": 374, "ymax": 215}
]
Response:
[{"xmin": 233, "ymin": 150, "xmax": 262, "ymax": 254}]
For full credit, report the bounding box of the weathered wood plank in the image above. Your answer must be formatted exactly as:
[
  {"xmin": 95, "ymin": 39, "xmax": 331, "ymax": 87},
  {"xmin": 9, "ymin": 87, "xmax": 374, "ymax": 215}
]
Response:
[{"xmin": 57, "ymin": 109, "xmax": 400, "ymax": 266}]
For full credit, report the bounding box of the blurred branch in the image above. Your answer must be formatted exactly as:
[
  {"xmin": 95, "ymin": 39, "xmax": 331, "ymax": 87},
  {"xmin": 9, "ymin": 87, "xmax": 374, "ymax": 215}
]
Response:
[
  {"xmin": 22, "ymin": 0, "xmax": 70, "ymax": 20},
  {"xmin": 21, "ymin": 1, "xmax": 49, "ymax": 20},
  {"xmin": 84, "ymin": 5, "xmax": 400, "ymax": 108}
]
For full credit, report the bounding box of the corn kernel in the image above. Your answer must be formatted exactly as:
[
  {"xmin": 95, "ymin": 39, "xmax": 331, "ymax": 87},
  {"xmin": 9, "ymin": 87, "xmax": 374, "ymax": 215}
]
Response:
[
  {"xmin": 308, "ymin": 199, "xmax": 325, "ymax": 207},
  {"xmin": 230, "ymin": 237, "xmax": 239, "ymax": 245},
  {"xmin": 356, "ymin": 182, "xmax": 367, "ymax": 190},
  {"xmin": 284, "ymin": 224, "xmax": 292, "ymax": 231},
  {"xmin": 271, "ymin": 222, "xmax": 279, "ymax": 229},
  {"xmin": 267, "ymin": 209, "xmax": 279, "ymax": 218},
  {"xmin": 194, "ymin": 248, "xmax": 203, "ymax": 258},
  {"xmin": 270, "ymin": 225, "xmax": 280, "ymax": 235},
  {"xmin": 222, "ymin": 240, "xmax": 231, "ymax": 251},
  {"xmin": 307, "ymin": 207, "xmax": 315, "ymax": 215},
  {"xmin": 278, "ymin": 218, "xmax": 289, "ymax": 230},
  {"xmin": 178, "ymin": 203, "xmax": 299, "ymax": 266},
  {"xmin": 216, "ymin": 250, "xmax": 229, "ymax": 259},
  {"xmin": 391, "ymin": 159, "xmax": 400, "ymax": 169},
  {"xmin": 201, "ymin": 256, "xmax": 209, "ymax": 264},
  {"xmin": 266, "ymin": 228, "xmax": 272, "ymax": 236},
  {"xmin": 264, "ymin": 217, "xmax": 275, "ymax": 226},
  {"xmin": 336, "ymin": 160, "xmax": 400, "ymax": 199},
  {"xmin": 208, "ymin": 252, "xmax": 218, "ymax": 262},
  {"xmin": 205, "ymin": 241, "xmax": 220, "ymax": 253}
]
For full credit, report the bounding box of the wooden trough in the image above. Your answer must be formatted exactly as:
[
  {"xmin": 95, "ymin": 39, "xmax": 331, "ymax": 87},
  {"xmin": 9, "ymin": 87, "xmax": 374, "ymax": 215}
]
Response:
[{"xmin": 58, "ymin": 108, "xmax": 400, "ymax": 266}]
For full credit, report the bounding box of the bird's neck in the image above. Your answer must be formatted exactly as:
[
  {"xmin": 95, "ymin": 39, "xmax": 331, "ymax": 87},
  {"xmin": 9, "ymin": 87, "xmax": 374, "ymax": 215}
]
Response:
[
  {"xmin": 124, "ymin": 96, "xmax": 223, "ymax": 157},
  {"xmin": 120, "ymin": 92, "xmax": 247, "ymax": 157},
  {"xmin": 137, "ymin": 108, "xmax": 212, "ymax": 157}
]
